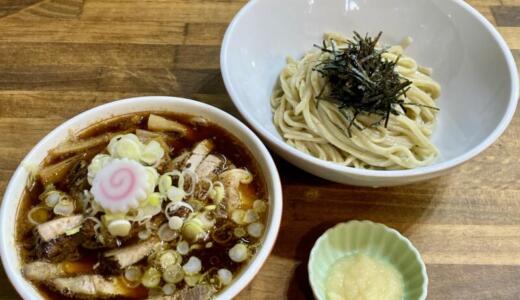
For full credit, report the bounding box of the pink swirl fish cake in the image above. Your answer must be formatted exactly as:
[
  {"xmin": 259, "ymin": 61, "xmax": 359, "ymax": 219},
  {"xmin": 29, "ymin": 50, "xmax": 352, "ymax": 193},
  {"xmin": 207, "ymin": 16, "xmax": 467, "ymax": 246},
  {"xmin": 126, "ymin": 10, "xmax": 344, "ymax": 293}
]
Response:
[{"xmin": 91, "ymin": 158, "xmax": 149, "ymax": 213}]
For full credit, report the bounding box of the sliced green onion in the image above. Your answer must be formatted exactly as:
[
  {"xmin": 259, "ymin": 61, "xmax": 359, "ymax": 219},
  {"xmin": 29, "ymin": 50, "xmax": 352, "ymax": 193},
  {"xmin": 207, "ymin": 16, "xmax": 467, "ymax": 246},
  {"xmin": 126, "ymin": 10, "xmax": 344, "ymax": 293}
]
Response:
[
  {"xmin": 247, "ymin": 222, "xmax": 264, "ymax": 238},
  {"xmin": 182, "ymin": 256, "xmax": 202, "ymax": 274},
  {"xmin": 162, "ymin": 283, "xmax": 176, "ymax": 295},
  {"xmin": 141, "ymin": 267, "xmax": 162, "ymax": 288},
  {"xmin": 163, "ymin": 264, "xmax": 184, "ymax": 284},
  {"xmin": 217, "ymin": 268, "xmax": 233, "ymax": 285},
  {"xmin": 124, "ymin": 266, "xmax": 143, "ymax": 282},
  {"xmin": 229, "ymin": 243, "xmax": 249, "ymax": 263}
]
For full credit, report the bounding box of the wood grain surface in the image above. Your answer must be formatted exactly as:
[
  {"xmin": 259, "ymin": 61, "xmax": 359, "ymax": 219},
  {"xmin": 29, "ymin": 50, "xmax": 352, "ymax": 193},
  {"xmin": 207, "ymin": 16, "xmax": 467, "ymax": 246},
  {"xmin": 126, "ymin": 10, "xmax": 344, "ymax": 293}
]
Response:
[{"xmin": 0, "ymin": 0, "xmax": 519, "ymax": 299}]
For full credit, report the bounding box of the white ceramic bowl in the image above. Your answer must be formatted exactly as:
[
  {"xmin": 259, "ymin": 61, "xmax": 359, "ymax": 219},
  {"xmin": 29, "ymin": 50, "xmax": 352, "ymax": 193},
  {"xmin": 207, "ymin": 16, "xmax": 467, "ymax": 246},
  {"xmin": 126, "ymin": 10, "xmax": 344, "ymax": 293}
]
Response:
[
  {"xmin": 0, "ymin": 96, "xmax": 283, "ymax": 300},
  {"xmin": 221, "ymin": 0, "xmax": 519, "ymax": 187}
]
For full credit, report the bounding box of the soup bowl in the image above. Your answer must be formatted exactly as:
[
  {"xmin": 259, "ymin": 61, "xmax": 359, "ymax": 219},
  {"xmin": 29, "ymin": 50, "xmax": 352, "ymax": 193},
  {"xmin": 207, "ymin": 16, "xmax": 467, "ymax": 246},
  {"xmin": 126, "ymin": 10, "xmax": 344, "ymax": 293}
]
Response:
[
  {"xmin": 0, "ymin": 96, "xmax": 283, "ymax": 299},
  {"xmin": 221, "ymin": 0, "xmax": 519, "ymax": 187}
]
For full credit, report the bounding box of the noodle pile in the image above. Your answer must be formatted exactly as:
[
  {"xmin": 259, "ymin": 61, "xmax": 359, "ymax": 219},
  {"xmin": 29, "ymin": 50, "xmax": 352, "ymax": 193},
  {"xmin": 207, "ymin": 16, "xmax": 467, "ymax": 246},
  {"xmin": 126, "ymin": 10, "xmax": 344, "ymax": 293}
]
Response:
[{"xmin": 271, "ymin": 33, "xmax": 441, "ymax": 169}]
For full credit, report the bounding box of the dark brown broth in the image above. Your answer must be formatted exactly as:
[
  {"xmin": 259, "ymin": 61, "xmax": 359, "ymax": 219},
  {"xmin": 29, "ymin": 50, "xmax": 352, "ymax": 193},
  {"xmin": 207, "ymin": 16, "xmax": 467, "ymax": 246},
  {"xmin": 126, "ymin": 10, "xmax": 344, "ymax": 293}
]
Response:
[{"xmin": 15, "ymin": 112, "xmax": 267, "ymax": 300}]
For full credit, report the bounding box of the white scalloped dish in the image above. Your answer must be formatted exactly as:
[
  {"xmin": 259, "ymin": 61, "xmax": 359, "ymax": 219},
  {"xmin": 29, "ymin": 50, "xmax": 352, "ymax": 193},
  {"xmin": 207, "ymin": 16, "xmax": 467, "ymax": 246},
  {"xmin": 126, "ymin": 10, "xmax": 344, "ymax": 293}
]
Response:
[{"xmin": 308, "ymin": 220, "xmax": 427, "ymax": 300}]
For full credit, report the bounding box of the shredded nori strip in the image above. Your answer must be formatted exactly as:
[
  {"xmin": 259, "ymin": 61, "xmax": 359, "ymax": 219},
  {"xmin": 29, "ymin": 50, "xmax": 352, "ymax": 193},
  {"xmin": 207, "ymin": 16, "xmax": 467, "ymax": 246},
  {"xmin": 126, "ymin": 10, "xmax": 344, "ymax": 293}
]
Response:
[{"xmin": 313, "ymin": 32, "xmax": 436, "ymax": 136}]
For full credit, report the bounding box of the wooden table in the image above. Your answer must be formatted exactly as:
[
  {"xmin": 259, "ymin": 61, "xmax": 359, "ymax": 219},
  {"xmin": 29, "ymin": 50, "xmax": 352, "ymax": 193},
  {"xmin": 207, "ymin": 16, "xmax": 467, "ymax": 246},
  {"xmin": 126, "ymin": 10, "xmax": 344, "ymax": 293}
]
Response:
[{"xmin": 0, "ymin": 0, "xmax": 519, "ymax": 299}]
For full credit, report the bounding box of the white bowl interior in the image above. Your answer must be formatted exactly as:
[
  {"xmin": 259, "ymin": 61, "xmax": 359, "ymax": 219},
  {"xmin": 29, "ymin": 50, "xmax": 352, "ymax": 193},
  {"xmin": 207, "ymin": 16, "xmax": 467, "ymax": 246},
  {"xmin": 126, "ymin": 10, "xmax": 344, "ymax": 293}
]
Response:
[
  {"xmin": 0, "ymin": 97, "xmax": 282, "ymax": 300},
  {"xmin": 221, "ymin": 0, "xmax": 518, "ymax": 185}
]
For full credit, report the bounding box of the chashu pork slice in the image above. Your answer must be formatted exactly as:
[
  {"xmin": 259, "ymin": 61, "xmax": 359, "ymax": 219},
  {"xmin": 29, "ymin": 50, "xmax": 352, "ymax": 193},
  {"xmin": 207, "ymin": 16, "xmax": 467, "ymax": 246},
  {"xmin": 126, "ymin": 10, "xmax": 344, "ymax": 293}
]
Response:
[
  {"xmin": 183, "ymin": 139, "xmax": 214, "ymax": 171},
  {"xmin": 35, "ymin": 215, "xmax": 83, "ymax": 242},
  {"xmin": 46, "ymin": 275, "xmax": 146, "ymax": 299},
  {"xmin": 99, "ymin": 237, "xmax": 159, "ymax": 274},
  {"xmin": 35, "ymin": 215, "xmax": 84, "ymax": 262},
  {"xmin": 23, "ymin": 260, "xmax": 93, "ymax": 282},
  {"xmin": 147, "ymin": 284, "xmax": 216, "ymax": 300},
  {"xmin": 195, "ymin": 154, "xmax": 222, "ymax": 179},
  {"xmin": 218, "ymin": 169, "xmax": 253, "ymax": 213}
]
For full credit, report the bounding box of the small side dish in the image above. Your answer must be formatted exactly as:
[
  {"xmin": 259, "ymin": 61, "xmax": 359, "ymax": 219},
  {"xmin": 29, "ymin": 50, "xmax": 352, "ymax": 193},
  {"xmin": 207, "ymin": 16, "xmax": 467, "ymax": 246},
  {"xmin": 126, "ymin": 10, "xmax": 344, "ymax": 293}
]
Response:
[
  {"xmin": 271, "ymin": 32, "xmax": 441, "ymax": 170},
  {"xmin": 17, "ymin": 112, "xmax": 269, "ymax": 299},
  {"xmin": 308, "ymin": 220, "xmax": 427, "ymax": 300}
]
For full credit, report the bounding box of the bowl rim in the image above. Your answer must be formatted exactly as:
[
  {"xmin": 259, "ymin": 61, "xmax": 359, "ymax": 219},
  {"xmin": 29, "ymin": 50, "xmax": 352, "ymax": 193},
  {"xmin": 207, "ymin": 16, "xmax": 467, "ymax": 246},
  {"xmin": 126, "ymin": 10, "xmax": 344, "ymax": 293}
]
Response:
[
  {"xmin": 220, "ymin": 0, "xmax": 520, "ymax": 179},
  {"xmin": 0, "ymin": 96, "xmax": 283, "ymax": 300},
  {"xmin": 307, "ymin": 220, "xmax": 428, "ymax": 300}
]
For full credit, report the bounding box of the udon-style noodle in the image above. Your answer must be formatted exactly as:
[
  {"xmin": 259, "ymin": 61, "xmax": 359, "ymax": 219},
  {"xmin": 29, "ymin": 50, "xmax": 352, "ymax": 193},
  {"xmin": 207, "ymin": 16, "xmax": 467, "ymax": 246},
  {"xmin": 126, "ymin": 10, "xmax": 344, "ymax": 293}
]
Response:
[{"xmin": 271, "ymin": 33, "xmax": 441, "ymax": 169}]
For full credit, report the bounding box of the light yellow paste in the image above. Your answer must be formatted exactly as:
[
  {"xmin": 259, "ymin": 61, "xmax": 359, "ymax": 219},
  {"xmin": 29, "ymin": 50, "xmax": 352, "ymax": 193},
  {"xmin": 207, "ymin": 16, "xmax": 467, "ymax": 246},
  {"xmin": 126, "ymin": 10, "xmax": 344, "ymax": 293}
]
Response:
[{"xmin": 325, "ymin": 253, "xmax": 404, "ymax": 300}]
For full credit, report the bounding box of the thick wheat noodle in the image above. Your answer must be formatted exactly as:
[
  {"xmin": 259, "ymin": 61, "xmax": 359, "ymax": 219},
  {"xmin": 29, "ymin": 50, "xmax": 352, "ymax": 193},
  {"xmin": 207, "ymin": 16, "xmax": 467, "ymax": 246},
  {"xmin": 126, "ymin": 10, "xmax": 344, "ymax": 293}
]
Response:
[{"xmin": 271, "ymin": 33, "xmax": 442, "ymax": 169}]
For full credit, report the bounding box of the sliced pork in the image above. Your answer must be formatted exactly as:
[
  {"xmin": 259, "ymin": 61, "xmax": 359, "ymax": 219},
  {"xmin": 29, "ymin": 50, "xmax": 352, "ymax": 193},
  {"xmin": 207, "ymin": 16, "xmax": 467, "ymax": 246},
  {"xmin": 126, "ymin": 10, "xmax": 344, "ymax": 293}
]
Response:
[
  {"xmin": 99, "ymin": 237, "xmax": 159, "ymax": 274},
  {"xmin": 183, "ymin": 139, "xmax": 214, "ymax": 171},
  {"xmin": 35, "ymin": 215, "xmax": 83, "ymax": 242},
  {"xmin": 195, "ymin": 154, "xmax": 222, "ymax": 179},
  {"xmin": 147, "ymin": 284, "xmax": 216, "ymax": 300},
  {"xmin": 35, "ymin": 215, "xmax": 84, "ymax": 262},
  {"xmin": 46, "ymin": 275, "xmax": 145, "ymax": 299},
  {"xmin": 218, "ymin": 169, "xmax": 253, "ymax": 212},
  {"xmin": 23, "ymin": 260, "xmax": 93, "ymax": 281}
]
